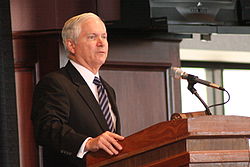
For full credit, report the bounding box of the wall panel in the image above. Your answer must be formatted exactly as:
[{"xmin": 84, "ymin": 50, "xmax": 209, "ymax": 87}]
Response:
[
  {"xmin": 101, "ymin": 68, "xmax": 169, "ymax": 136},
  {"xmin": 13, "ymin": 31, "xmax": 61, "ymax": 167},
  {"xmin": 11, "ymin": 0, "xmax": 56, "ymax": 31},
  {"xmin": 11, "ymin": 0, "xmax": 120, "ymax": 31},
  {"xmin": 15, "ymin": 68, "xmax": 38, "ymax": 167}
]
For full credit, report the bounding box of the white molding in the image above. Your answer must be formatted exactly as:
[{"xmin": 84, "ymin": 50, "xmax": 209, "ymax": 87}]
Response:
[{"xmin": 180, "ymin": 49, "xmax": 250, "ymax": 63}]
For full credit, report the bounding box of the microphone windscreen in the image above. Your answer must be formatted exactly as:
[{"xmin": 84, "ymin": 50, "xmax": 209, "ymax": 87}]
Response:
[{"xmin": 170, "ymin": 67, "xmax": 183, "ymax": 79}]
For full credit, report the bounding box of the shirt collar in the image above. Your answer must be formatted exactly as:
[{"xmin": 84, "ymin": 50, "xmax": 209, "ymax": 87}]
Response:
[{"xmin": 70, "ymin": 60, "xmax": 99, "ymax": 85}]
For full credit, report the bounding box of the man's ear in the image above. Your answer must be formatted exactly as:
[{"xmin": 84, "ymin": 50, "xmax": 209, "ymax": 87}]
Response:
[{"xmin": 66, "ymin": 39, "xmax": 76, "ymax": 54}]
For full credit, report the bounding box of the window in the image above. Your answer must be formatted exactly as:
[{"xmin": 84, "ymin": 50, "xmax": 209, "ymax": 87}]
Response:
[
  {"xmin": 223, "ymin": 69, "xmax": 250, "ymax": 117},
  {"xmin": 180, "ymin": 67, "xmax": 208, "ymax": 113},
  {"xmin": 180, "ymin": 63, "xmax": 250, "ymax": 116}
]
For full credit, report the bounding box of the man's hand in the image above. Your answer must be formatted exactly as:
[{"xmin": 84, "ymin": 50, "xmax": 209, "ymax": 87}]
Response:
[{"xmin": 85, "ymin": 131, "xmax": 124, "ymax": 155}]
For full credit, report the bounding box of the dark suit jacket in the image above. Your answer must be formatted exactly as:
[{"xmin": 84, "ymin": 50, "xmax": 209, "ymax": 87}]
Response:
[{"xmin": 31, "ymin": 61, "xmax": 121, "ymax": 167}]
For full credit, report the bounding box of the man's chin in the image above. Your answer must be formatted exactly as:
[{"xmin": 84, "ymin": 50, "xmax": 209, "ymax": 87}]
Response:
[
  {"xmin": 97, "ymin": 55, "xmax": 107, "ymax": 62},
  {"xmin": 96, "ymin": 59, "xmax": 107, "ymax": 66}
]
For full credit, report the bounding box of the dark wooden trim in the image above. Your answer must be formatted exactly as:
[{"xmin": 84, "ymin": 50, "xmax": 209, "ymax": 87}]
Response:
[
  {"xmin": 103, "ymin": 61, "xmax": 171, "ymax": 71},
  {"xmin": 15, "ymin": 64, "xmax": 35, "ymax": 69},
  {"xmin": 181, "ymin": 61, "xmax": 250, "ymax": 69},
  {"xmin": 107, "ymin": 28, "xmax": 185, "ymax": 42},
  {"xmin": 12, "ymin": 29, "xmax": 183, "ymax": 42},
  {"xmin": 144, "ymin": 152, "xmax": 190, "ymax": 167},
  {"xmin": 12, "ymin": 30, "xmax": 61, "ymax": 39}
]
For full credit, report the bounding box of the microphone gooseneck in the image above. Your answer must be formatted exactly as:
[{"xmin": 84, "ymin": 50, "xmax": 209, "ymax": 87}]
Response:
[{"xmin": 171, "ymin": 67, "xmax": 225, "ymax": 91}]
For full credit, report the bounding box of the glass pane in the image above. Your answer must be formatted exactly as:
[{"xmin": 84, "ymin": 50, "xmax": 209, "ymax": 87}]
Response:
[
  {"xmin": 223, "ymin": 69, "xmax": 250, "ymax": 117},
  {"xmin": 181, "ymin": 68, "xmax": 208, "ymax": 113}
]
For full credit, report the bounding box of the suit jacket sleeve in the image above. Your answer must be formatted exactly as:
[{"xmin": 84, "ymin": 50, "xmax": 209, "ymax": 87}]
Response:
[{"xmin": 31, "ymin": 74, "xmax": 87, "ymax": 157}]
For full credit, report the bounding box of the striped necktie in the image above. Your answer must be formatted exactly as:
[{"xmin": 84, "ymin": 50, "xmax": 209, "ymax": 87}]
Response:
[{"xmin": 93, "ymin": 76, "xmax": 115, "ymax": 132}]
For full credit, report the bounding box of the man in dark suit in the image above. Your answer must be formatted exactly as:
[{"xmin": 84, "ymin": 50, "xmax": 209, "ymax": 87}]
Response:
[{"xmin": 31, "ymin": 12, "xmax": 124, "ymax": 167}]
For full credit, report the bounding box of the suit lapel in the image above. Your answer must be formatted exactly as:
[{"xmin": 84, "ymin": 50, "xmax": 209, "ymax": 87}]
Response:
[
  {"xmin": 65, "ymin": 61, "xmax": 110, "ymax": 132},
  {"xmin": 77, "ymin": 85, "xmax": 110, "ymax": 131}
]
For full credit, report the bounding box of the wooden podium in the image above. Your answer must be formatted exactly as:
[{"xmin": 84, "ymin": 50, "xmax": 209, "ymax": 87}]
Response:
[{"xmin": 86, "ymin": 115, "xmax": 250, "ymax": 167}]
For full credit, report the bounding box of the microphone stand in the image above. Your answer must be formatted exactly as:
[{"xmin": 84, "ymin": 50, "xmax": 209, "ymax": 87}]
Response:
[
  {"xmin": 187, "ymin": 75, "xmax": 212, "ymax": 115},
  {"xmin": 171, "ymin": 74, "xmax": 212, "ymax": 120}
]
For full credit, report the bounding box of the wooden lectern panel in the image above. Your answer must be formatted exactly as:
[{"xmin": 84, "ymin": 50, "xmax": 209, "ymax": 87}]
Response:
[{"xmin": 86, "ymin": 115, "xmax": 250, "ymax": 167}]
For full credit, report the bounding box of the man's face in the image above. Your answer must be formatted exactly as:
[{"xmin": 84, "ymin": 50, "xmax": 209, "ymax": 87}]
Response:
[{"xmin": 69, "ymin": 17, "xmax": 108, "ymax": 73}]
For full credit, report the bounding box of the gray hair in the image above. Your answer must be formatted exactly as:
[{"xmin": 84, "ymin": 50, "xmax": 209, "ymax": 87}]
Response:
[{"xmin": 61, "ymin": 12, "xmax": 102, "ymax": 52}]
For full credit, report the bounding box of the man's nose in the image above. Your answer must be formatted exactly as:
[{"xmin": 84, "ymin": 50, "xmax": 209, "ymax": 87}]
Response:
[{"xmin": 97, "ymin": 37, "xmax": 105, "ymax": 46}]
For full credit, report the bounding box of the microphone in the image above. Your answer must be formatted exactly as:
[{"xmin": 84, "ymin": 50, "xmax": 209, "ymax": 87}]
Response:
[{"xmin": 171, "ymin": 67, "xmax": 225, "ymax": 91}]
